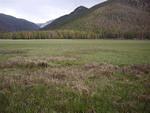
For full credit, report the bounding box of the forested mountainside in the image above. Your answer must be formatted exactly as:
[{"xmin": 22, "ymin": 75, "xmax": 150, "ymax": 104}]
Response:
[{"xmin": 43, "ymin": 0, "xmax": 150, "ymax": 39}]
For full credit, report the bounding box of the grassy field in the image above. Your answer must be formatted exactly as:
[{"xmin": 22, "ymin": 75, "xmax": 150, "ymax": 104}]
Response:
[{"xmin": 0, "ymin": 39, "xmax": 150, "ymax": 113}]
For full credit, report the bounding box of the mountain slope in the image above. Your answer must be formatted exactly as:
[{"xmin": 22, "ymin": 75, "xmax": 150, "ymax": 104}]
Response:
[
  {"xmin": 44, "ymin": 0, "xmax": 150, "ymax": 39},
  {"xmin": 110, "ymin": 0, "xmax": 150, "ymax": 11},
  {"xmin": 43, "ymin": 6, "xmax": 88, "ymax": 29},
  {"xmin": 0, "ymin": 13, "xmax": 39, "ymax": 32}
]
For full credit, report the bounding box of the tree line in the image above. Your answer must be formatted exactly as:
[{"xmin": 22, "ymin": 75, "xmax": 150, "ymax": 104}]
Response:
[{"xmin": 0, "ymin": 30, "xmax": 149, "ymax": 39}]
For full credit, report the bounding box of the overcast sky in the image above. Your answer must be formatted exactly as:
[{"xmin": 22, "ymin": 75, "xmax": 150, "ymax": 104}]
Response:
[{"xmin": 0, "ymin": 0, "xmax": 106, "ymax": 23}]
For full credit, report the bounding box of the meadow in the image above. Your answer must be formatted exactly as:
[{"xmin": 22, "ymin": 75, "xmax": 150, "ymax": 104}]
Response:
[{"xmin": 0, "ymin": 39, "xmax": 150, "ymax": 113}]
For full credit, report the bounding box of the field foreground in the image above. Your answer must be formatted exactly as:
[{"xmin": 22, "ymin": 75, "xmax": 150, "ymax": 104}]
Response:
[{"xmin": 0, "ymin": 40, "xmax": 150, "ymax": 113}]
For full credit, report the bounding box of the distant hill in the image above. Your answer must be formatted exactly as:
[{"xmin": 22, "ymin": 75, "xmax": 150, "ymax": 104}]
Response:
[
  {"xmin": 0, "ymin": 13, "xmax": 39, "ymax": 32},
  {"xmin": 43, "ymin": 0, "xmax": 150, "ymax": 39},
  {"xmin": 37, "ymin": 20, "xmax": 54, "ymax": 28}
]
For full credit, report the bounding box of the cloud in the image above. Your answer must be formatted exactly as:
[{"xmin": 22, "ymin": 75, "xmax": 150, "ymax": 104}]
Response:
[{"xmin": 0, "ymin": 0, "xmax": 106, "ymax": 23}]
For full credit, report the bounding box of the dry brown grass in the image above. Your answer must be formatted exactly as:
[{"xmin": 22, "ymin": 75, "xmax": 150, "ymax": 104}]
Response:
[
  {"xmin": 121, "ymin": 64, "xmax": 150, "ymax": 77},
  {"xmin": 0, "ymin": 56, "xmax": 150, "ymax": 96},
  {"xmin": 84, "ymin": 63, "xmax": 120, "ymax": 78},
  {"xmin": 0, "ymin": 56, "xmax": 78, "ymax": 68}
]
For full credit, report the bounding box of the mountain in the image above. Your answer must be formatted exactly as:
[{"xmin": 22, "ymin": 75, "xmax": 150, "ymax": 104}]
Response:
[
  {"xmin": 43, "ymin": 6, "xmax": 88, "ymax": 29},
  {"xmin": 0, "ymin": 13, "xmax": 39, "ymax": 32},
  {"xmin": 43, "ymin": 0, "xmax": 150, "ymax": 39},
  {"xmin": 110, "ymin": 0, "xmax": 150, "ymax": 11},
  {"xmin": 37, "ymin": 20, "xmax": 54, "ymax": 28}
]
